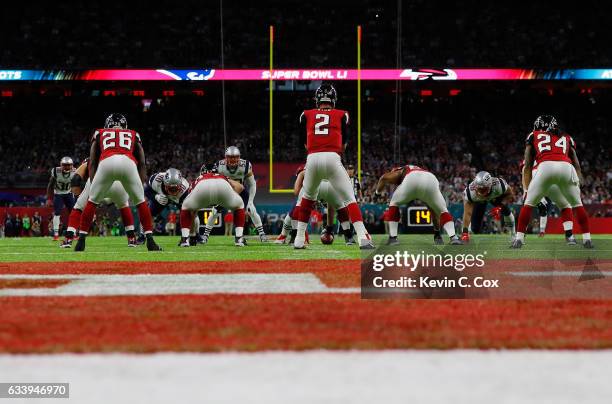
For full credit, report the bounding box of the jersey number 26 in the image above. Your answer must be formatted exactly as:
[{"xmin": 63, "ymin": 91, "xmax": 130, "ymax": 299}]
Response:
[{"xmin": 101, "ymin": 131, "xmax": 133, "ymax": 150}]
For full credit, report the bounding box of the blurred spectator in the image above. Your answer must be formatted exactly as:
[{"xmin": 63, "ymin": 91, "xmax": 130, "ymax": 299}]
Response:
[
  {"xmin": 224, "ymin": 211, "xmax": 233, "ymax": 236},
  {"xmin": 22, "ymin": 213, "xmax": 31, "ymax": 237},
  {"xmin": 166, "ymin": 210, "xmax": 177, "ymax": 236},
  {"xmin": 32, "ymin": 212, "xmax": 42, "ymax": 236}
]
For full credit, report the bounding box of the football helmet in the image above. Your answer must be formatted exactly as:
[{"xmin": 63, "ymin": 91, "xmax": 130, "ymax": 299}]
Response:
[
  {"xmin": 473, "ymin": 171, "xmax": 493, "ymax": 197},
  {"xmin": 200, "ymin": 163, "xmax": 218, "ymax": 174},
  {"xmin": 163, "ymin": 168, "xmax": 183, "ymax": 196},
  {"xmin": 60, "ymin": 156, "xmax": 73, "ymax": 173},
  {"xmin": 225, "ymin": 146, "xmax": 241, "ymax": 168},
  {"xmin": 315, "ymin": 83, "xmax": 337, "ymax": 108},
  {"xmin": 533, "ymin": 115, "xmax": 558, "ymax": 132},
  {"xmin": 104, "ymin": 113, "xmax": 128, "ymax": 129}
]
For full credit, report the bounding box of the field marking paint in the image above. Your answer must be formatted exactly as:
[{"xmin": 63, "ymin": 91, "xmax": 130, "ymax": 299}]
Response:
[{"xmin": 0, "ymin": 274, "xmax": 360, "ymax": 296}]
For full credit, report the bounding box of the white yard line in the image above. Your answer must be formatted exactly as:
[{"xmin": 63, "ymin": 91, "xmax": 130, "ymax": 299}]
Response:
[
  {"xmin": 0, "ymin": 274, "xmax": 359, "ymax": 296},
  {"xmin": 0, "ymin": 350, "xmax": 609, "ymax": 404}
]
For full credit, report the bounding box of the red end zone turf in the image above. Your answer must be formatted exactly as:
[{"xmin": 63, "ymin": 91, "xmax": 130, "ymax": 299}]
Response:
[{"xmin": 0, "ymin": 260, "xmax": 611, "ymax": 352}]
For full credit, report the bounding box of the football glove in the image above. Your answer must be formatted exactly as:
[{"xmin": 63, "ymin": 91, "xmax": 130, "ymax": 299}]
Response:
[{"xmin": 155, "ymin": 194, "xmax": 169, "ymax": 205}]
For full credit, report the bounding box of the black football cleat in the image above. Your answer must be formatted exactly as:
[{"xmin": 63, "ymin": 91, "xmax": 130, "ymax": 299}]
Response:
[
  {"xmin": 146, "ymin": 235, "xmax": 162, "ymax": 251},
  {"xmin": 449, "ymin": 236, "xmax": 463, "ymax": 245},
  {"xmin": 74, "ymin": 235, "xmax": 86, "ymax": 252},
  {"xmin": 434, "ymin": 235, "xmax": 444, "ymax": 245},
  {"xmin": 583, "ymin": 240, "xmax": 594, "ymax": 249},
  {"xmin": 385, "ymin": 236, "xmax": 399, "ymax": 246},
  {"xmin": 179, "ymin": 237, "xmax": 190, "ymax": 247}
]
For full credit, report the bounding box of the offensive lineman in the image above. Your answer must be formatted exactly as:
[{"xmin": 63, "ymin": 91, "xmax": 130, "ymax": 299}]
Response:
[
  {"xmin": 512, "ymin": 115, "xmax": 593, "ymax": 248},
  {"xmin": 375, "ymin": 164, "xmax": 462, "ymax": 245},
  {"xmin": 199, "ymin": 146, "xmax": 268, "ymax": 242},
  {"xmin": 294, "ymin": 83, "xmax": 374, "ymax": 249},
  {"xmin": 461, "ymin": 171, "xmax": 516, "ymax": 242},
  {"xmin": 46, "ymin": 157, "xmax": 76, "ymax": 240},
  {"xmin": 60, "ymin": 158, "xmax": 136, "ymax": 248},
  {"xmin": 75, "ymin": 113, "xmax": 161, "ymax": 251},
  {"xmin": 180, "ymin": 165, "xmax": 247, "ymax": 247}
]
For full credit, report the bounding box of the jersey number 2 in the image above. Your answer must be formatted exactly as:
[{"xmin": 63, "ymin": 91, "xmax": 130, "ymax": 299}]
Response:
[
  {"xmin": 536, "ymin": 133, "xmax": 567, "ymax": 154},
  {"xmin": 314, "ymin": 114, "xmax": 330, "ymax": 135},
  {"xmin": 102, "ymin": 131, "xmax": 133, "ymax": 150}
]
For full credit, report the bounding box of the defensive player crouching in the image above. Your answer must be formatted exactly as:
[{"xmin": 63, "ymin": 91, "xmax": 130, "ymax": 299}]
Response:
[
  {"xmin": 461, "ymin": 171, "xmax": 516, "ymax": 242},
  {"xmin": 375, "ymin": 165, "xmax": 462, "ymax": 245},
  {"xmin": 60, "ymin": 158, "xmax": 136, "ymax": 248},
  {"xmin": 200, "ymin": 146, "xmax": 268, "ymax": 243},
  {"xmin": 137, "ymin": 168, "xmax": 190, "ymax": 243},
  {"xmin": 75, "ymin": 113, "xmax": 161, "ymax": 251},
  {"xmin": 512, "ymin": 115, "xmax": 593, "ymax": 249},
  {"xmin": 294, "ymin": 83, "xmax": 374, "ymax": 250},
  {"xmin": 46, "ymin": 157, "xmax": 76, "ymax": 240},
  {"xmin": 179, "ymin": 165, "xmax": 247, "ymax": 247}
]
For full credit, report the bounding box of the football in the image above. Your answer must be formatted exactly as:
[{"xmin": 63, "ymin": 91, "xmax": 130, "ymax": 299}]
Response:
[{"xmin": 320, "ymin": 231, "xmax": 334, "ymax": 245}]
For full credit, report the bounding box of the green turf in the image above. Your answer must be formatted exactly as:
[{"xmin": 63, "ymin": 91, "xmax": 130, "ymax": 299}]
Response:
[{"xmin": 0, "ymin": 234, "xmax": 609, "ymax": 262}]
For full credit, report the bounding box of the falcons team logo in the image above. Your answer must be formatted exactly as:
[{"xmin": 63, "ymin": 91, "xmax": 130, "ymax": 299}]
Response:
[{"xmin": 399, "ymin": 69, "xmax": 457, "ymax": 80}]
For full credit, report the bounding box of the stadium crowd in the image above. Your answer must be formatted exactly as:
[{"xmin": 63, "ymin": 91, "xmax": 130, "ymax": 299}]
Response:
[{"xmin": 1, "ymin": 1, "xmax": 610, "ymax": 69}]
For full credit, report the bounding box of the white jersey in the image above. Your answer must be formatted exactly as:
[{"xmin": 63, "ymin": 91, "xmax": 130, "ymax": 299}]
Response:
[
  {"xmin": 148, "ymin": 172, "xmax": 190, "ymax": 204},
  {"xmin": 214, "ymin": 159, "xmax": 252, "ymax": 184},
  {"xmin": 51, "ymin": 167, "xmax": 75, "ymax": 195},
  {"xmin": 464, "ymin": 177, "xmax": 508, "ymax": 203}
]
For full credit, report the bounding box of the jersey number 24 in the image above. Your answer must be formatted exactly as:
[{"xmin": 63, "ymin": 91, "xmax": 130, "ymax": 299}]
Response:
[{"xmin": 536, "ymin": 133, "xmax": 567, "ymax": 154}]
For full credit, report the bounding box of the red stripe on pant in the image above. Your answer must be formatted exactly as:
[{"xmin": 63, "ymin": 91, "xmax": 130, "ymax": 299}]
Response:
[
  {"xmin": 234, "ymin": 208, "xmax": 246, "ymax": 228},
  {"xmin": 180, "ymin": 210, "xmax": 193, "ymax": 231},
  {"xmin": 517, "ymin": 205, "xmax": 533, "ymax": 233},
  {"xmin": 386, "ymin": 206, "xmax": 400, "ymax": 222},
  {"xmin": 298, "ymin": 199, "xmax": 316, "ymax": 223},
  {"xmin": 67, "ymin": 208, "xmax": 82, "ymax": 233},
  {"xmin": 347, "ymin": 202, "xmax": 363, "ymax": 223},
  {"xmin": 337, "ymin": 207, "xmax": 349, "ymax": 223},
  {"xmin": 573, "ymin": 206, "xmax": 590, "ymax": 233},
  {"xmin": 137, "ymin": 202, "xmax": 154, "ymax": 233}
]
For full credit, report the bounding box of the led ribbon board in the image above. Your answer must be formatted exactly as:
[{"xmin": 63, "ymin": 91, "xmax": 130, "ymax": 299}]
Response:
[{"xmin": 1, "ymin": 69, "xmax": 612, "ymax": 81}]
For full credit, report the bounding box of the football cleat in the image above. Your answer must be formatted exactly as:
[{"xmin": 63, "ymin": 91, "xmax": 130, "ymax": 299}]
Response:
[
  {"xmin": 293, "ymin": 236, "xmax": 306, "ymax": 249},
  {"xmin": 460, "ymin": 232, "xmax": 470, "ymax": 243},
  {"xmin": 146, "ymin": 236, "xmax": 162, "ymax": 251},
  {"xmin": 566, "ymin": 236, "xmax": 577, "ymax": 245},
  {"xmin": 136, "ymin": 234, "xmax": 146, "ymax": 245},
  {"xmin": 449, "ymin": 236, "xmax": 463, "ymax": 245},
  {"xmin": 234, "ymin": 236, "xmax": 246, "ymax": 247},
  {"xmin": 59, "ymin": 238, "xmax": 73, "ymax": 248},
  {"xmin": 538, "ymin": 232, "xmax": 545, "ymax": 238},
  {"xmin": 199, "ymin": 234, "xmax": 209, "ymax": 245},
  {"xmin": 510, "ymin": 238, "xmax": 524, "ymax": 249},
  {"xmin": 179, "ymin": 237, "xmax": 190, "ymax": 247},
  {"xmin": 74, "ymin": 235, "xmax": 86, "ymax": 252},
  {"xmin": 345, "ymin": 235, "xmax": 356, "ymax": 246},
  {"xmin": 189, "ymin": 236, "xmax": 200, "ymax": 246},
  {"xmin": 386, "ymin": 236, "xmax": 399, "ymax": 246},
  {"xmin": 53, "ymin": 234, "xmax": 59, "ymax": 241},
  {"xmin": 274, "ymin": 234, "xmax": 288, "ymax": 244},
  {"xmin": 583, "ymin": 240, "xmax": 594, "ymax": 249},
  {"xmin": 127, "ymin": 237, "xmax": 137, "ymax": 247},
  {"xmin": 434, "ymin": 235, "xmax": 444, "ymax": 245},
  {"xmin": 259, "ymin": 234, "xmax": 269, "ymax": 243}
]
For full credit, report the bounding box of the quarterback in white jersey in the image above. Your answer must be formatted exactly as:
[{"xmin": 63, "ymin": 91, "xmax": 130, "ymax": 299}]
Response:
[
  {"xmin": 461, "ymin": 171, "xmax": 515, "ymax": 242},
  {"xmin": 46, "ymin": 156, "xmax": 76, "ymax": 240},
  {"xmin": 200, "ymin": 146, "xmax": 268, "ymax": 242}
]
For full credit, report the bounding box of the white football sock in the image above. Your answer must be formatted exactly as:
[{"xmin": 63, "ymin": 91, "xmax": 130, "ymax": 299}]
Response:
[
  {"xmin": 235, "ymin": 227, "xmax": 244, "ymax": 238},
  {"xmin": 52, "ymin": 215, "xmax": 60, "ymax": 235},
  {"xmin": 388, "ymin": 221, "xmax": 399, "ymax": 237},
  {"xmin": 539, "ymin": 215, "xmax": 547, "ymax": 233},
  {"xmin": 352, "ymin": 221, "xmax": 368, "ymax": 240},
  {"xmin": 442, "ymin": 221, "xmax": 456, "ymax": 238}
]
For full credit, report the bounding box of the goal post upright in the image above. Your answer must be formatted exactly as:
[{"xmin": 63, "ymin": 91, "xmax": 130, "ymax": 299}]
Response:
[{"xmin": 357, "ymin": 25, "xmax": 362, "ymax": 184}]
